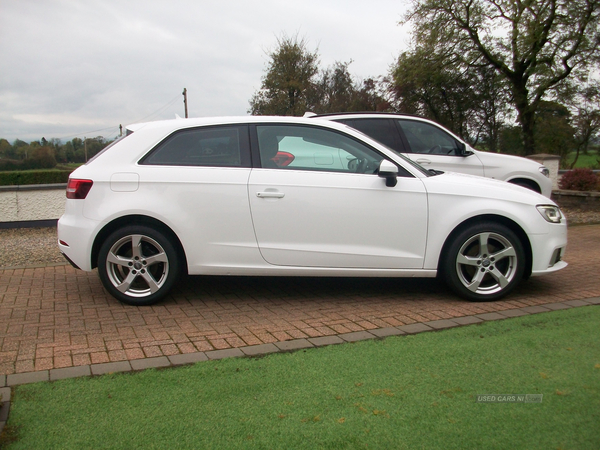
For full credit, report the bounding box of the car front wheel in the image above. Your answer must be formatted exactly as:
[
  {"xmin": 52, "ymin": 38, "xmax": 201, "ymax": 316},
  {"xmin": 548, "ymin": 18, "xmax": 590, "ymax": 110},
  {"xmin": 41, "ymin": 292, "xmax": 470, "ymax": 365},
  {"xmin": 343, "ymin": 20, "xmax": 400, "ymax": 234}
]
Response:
[
  {"xmin": 442, "ymin": 222, "xmax": 525, "ymax": 301},
  {"xmin": 98, "ymin": 225, "xmax": 180, "ymax": 306}
]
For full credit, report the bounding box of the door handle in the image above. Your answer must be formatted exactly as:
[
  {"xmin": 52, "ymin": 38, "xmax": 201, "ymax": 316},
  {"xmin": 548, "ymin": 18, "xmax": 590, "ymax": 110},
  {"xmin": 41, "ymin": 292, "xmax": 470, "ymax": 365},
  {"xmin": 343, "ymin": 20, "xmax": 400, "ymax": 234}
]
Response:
[
  {"xmin": 416, "ymin": 158, "xmax": 431, "ymax": 165},
  {"xmin": 256, "ymin": 191, "xmax": 285, "ymax": 198}
]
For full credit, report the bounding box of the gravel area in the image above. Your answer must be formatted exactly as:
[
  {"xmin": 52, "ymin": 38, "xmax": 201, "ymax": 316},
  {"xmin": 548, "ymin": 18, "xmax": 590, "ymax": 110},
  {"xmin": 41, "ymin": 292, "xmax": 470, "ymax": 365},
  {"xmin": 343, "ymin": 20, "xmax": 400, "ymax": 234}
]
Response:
[
  {"xmin": 0, "ymin": 227, "xmax": 65, "ymax": 268},
  {"xmin": 1, "ymin": 207, "xmax": 599, "ymax": 269}
]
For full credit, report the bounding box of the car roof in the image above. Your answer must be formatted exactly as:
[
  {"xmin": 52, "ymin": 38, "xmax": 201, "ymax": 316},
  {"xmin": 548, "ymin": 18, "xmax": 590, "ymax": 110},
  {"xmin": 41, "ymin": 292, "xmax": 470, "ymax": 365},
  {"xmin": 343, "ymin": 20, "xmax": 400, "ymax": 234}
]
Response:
[
  {"xmin": 125, "ymin": 115, "xmax": 356, "ymax": 134},
  {"xmin": 310, "ymin": 111, "xmax": 426, "ymax": 120}
]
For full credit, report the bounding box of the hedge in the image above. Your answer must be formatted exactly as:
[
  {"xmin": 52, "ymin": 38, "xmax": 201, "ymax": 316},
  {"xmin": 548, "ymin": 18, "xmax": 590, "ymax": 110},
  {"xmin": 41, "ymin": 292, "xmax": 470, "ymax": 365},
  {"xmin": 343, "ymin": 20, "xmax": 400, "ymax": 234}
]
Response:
[{"xmin": 0, "ymin": 169, "xmax": 73, "ymax": 186}]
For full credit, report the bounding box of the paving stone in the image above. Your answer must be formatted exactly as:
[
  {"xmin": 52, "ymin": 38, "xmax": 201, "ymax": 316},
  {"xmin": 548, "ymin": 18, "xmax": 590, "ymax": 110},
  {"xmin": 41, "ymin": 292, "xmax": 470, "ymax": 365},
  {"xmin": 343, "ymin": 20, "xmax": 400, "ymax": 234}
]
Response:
[
  {"xmin": 475, "ymin": 312, "xmax": 507, "ymax": 321},
  {"xmin": 369, "ymin": 327, "xmax": 407, "ymax": 338},
  {"xmin": 424, "ymin": 319, "xmax": 459, "ymax": 330},
  {"xmin": 520, "ymin": 306, "xmax": 552, "ymax": 314},
  {"xmin": 451, "ymin": 316, "xmax": 483, "ymax": 325},
  {"xmin": 0, "ymin": 375, "xmax": 5, "ymax": 388},
  {"xmin": 91, "ymin": 361, "xmax": 132, "ymax": 376},
  {"xmin": 0, "ymin": 387, "xmax": 10, "ymax": 402},
  {"xmin": 398, "ymin": 323, "xmax": 434, "ymax": 334},
  {"xmin": 168, "ymin": 352, "xmax": 209, "ymax": 366},
  {"xmin": 130, "ymin": 357, "xmax": 171, "ymax": 371},
  {"xmin": 563, "ymin": 299, "xmax": 592, "ymax": 307},
  {"xmin": 584, "ymin": 297, "xmax": 600, "ymax": 305},
  {"xmin": 543, "ymin": 302, "xmax": 572, "ymax": 311},
  {"xmin": 307, "ymin": 336, "xmax": 345, "ymax": 346},
  {"xmin": 240, "ymin": 344, "xmax": 279, "ymax": 356},
  {"xmin": 7, "ymin": 371, "xmax": 49, "ymax": 386},
  {"xmin": 498, "ymin": 309, "xmax": 529, "ymax": 318},
  {"xmin": 205, "ymin": 348, "xmax": 245, "ymax": 360},
  {"xmin": 50, "ymin": 365, "xmax": 91, "ymax": 381},
  {"xmin": 274, "ymin": 339, "xmax": 314, "ymax": 351},
  {"xmin": 338, "ymin": 331, "xmax": 377, "ymax": 342}
]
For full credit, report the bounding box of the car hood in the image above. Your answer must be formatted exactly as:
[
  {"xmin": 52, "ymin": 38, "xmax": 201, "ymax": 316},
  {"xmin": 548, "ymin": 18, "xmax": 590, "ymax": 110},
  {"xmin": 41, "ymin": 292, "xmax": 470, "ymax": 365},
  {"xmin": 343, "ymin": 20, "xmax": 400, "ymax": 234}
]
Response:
[
  {"xmin": 471, "ymin": 149, "xmax": 544, "ymax": 176},
  {"xmin": 422, "ymin": 171, "xmax": 555, "ymax": 206}
]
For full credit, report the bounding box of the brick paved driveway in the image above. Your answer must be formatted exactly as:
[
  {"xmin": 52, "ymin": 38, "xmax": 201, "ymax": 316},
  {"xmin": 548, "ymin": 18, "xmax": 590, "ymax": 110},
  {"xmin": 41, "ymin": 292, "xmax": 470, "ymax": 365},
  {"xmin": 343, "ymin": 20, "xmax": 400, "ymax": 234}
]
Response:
[{"xmin": 1, "ymin": 225, "xmax": 599, "ymax": 377}]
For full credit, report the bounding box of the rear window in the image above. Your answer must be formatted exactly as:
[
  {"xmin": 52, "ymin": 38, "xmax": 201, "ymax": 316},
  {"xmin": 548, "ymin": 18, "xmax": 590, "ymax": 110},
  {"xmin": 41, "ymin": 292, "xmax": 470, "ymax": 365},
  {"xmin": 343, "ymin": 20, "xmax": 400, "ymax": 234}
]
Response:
[{"xmin": 140, "ymin": 125, "xmax": 251, "ymax": 167}]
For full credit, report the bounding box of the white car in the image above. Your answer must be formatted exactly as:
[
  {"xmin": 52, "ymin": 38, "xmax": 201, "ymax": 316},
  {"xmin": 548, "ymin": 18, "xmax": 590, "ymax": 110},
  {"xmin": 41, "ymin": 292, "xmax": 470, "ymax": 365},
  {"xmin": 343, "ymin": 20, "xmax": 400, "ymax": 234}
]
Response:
[
  {"xmin": 310, "ymin": 112, "xmax": 553, "ymax": 197},
  {"xmin": 57, "ymin": 116, "xmax": 567, "ymax": 306}
]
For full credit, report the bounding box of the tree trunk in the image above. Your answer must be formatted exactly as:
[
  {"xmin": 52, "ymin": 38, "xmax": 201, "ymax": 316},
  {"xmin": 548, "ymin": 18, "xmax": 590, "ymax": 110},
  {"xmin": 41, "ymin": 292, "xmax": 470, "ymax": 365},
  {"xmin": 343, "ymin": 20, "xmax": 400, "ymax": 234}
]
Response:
[
  {"xmin": 512, "ymin": 81, "xmax": 536, "ymax": 155},
  {"xmin": 521, "ymin": 109, "xmax": 536, "ymax": 156}
]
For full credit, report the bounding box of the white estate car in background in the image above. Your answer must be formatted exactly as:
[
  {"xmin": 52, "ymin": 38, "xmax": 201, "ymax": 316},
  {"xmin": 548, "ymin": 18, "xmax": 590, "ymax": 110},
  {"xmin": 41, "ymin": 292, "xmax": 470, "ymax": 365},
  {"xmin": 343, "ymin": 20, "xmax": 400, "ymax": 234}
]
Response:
[
  {"xmin": 310, "ymin": 112, "xmax": 553, "ymax": 197},
  {"xmin": 58, "ymin": 116, "xmax": 567, "ymax": 306}
]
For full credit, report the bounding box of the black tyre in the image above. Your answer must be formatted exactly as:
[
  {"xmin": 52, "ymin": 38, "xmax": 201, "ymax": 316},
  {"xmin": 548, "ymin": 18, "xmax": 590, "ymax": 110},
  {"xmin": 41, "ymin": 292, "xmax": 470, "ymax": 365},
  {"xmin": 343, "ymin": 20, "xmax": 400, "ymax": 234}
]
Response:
[
  {"xmin": 97, "ymin": 225, "xmax": 180, "ymax": 306},
  {"xmin": 442, "ymin": 222, "xmax": 526, "ymax": 301}
]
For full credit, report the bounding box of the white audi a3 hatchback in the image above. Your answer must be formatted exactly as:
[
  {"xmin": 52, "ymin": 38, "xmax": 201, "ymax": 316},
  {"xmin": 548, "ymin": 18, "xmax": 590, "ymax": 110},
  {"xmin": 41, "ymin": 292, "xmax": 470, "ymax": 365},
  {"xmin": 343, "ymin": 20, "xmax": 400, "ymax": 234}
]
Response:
[{"xmin": 58, "ymin": 116, "xmax": 567, "ymax": 306}]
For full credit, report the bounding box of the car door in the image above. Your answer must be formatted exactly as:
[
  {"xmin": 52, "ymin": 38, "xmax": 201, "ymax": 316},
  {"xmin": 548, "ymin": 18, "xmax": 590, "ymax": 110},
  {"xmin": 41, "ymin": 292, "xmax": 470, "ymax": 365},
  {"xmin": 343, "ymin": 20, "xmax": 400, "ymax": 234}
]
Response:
[
  {"xmin": 248, "ymin": 124, "xmax": 428, "ymax": 269},
  {"xmin": 395, "ymin": 119, "xmax": 485, "ymax": 176}
]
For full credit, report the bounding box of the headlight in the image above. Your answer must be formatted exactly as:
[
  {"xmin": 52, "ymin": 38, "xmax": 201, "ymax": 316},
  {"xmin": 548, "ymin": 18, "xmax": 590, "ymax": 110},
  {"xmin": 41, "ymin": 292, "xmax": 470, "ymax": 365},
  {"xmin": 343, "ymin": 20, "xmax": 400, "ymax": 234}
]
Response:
[
  {"xmin": 539, "ymin": 166, "xmax": 550, "ymax": 178},
  {"xmin": 537, "ymin": 205, "xmax": 562, "ymax": 223}
]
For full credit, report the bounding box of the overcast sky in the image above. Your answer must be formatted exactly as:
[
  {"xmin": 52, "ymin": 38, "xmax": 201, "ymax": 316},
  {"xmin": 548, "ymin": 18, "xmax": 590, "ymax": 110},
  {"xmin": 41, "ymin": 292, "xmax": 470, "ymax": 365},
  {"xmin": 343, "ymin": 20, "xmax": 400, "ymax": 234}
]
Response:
[{"xmin": 0, "ymin": 0, "xmax": 412, "ymax": 142}]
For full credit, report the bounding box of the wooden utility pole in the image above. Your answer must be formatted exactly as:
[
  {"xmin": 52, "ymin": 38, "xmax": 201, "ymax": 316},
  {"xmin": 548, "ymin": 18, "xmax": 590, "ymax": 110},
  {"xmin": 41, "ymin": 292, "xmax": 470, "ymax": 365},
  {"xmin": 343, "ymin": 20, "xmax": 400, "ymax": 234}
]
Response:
[{"xmin": 182, "ymin": 88, "xmax": 188, "ymax": 118}]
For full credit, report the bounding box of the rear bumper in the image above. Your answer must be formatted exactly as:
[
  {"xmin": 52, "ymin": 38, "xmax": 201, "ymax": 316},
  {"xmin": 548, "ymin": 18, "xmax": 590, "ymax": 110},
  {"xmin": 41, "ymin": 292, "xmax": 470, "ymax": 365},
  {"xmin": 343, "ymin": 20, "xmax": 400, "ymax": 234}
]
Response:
[{"xmin": 57, "ymin": 204, "xmax": 100, "ymax": 271}]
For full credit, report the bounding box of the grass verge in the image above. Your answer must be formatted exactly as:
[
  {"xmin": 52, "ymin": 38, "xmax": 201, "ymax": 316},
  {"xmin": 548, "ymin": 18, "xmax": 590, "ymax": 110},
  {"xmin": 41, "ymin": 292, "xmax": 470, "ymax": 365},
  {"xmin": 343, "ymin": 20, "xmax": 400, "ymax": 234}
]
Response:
[
  {"xmin": 566, "ymin": 150, "xmax": 599, "ymax": 169},
  {"xmin": 3, "ymin": 307, "xmax": 600, "ymax": 450}
]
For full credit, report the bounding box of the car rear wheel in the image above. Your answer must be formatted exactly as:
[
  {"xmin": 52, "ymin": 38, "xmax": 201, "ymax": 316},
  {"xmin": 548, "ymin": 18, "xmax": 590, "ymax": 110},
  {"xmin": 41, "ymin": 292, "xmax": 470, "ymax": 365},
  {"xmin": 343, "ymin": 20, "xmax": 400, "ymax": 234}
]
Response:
[
  {"xmin": 442, "ymin": 222, "xmax": 525, "ymax": 301},
  {"xmin": 98, "ymin": 225, "xmax": 180, "ymax": 306}
]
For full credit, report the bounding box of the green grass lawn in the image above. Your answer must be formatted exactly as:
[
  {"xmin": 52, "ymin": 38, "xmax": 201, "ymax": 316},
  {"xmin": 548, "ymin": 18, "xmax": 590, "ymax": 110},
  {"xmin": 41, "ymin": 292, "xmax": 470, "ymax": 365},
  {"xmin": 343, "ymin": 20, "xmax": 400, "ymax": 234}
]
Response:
[
  {"xmin": 566, "ymin": 150, "xmax": 599, "ymax": 169},
  {"xmin": 2, "ymin": 307, "xmax": 600, "ymax": 450}
]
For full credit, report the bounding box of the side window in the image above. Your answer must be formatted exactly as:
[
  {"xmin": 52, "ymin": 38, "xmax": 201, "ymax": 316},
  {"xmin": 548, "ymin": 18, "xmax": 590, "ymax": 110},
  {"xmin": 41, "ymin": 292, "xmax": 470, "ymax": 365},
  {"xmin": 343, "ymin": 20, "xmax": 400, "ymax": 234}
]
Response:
[
  {"xmin": 256, "ymin": 125, "xmax": 384, "ymax": 174},
  {"xmin": 396, "ymin": 120, "xmax": 461, "ymax": 155},
  {"xmin": 346, "ymin": 119, "xmax": 403, "ymax": 153},
  {"xmin": 140, "ymin": 125, "xmax": 250, "ymax": 167}
]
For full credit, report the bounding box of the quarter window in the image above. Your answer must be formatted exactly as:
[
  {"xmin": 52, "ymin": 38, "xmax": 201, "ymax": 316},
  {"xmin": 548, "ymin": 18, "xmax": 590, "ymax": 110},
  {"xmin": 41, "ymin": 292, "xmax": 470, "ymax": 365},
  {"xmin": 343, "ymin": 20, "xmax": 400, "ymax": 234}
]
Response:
[{"xmin": 141, "ymin": 125, "xmax": 250, "ymax": 167}]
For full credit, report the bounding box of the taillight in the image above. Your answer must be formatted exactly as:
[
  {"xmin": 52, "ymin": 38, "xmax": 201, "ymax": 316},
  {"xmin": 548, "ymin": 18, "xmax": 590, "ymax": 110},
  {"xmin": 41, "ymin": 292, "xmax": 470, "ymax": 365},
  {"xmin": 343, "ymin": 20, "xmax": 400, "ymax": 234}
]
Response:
[
  {"xmin": 66, "ymin": 179, "xmax": 93, "ymax": 199},
  {"xmin": 272, "ymin": 151, "xmax": 295, "ymax": 167}
]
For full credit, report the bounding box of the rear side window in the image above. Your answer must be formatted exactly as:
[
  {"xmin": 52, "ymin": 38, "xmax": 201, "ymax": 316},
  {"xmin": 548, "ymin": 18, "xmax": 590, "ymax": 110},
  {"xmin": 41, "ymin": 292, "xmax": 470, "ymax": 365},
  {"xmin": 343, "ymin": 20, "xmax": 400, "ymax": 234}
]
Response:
[
  {"xmin": 140, "ymin": 125, "xmax": 250, "ymax": 167},
  {"xmin": 343, "ymin": 118, "xmax": 404, "ymax": 153}
]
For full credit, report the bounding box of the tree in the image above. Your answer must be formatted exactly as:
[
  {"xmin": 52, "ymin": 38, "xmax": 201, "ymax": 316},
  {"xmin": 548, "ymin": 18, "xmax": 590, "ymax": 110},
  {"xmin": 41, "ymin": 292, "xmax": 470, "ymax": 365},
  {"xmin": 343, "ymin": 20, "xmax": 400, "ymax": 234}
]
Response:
[
  {"xmin": 315, "ymin": 61, "xmax": 357, "ymax": 113},
  {"xmin": 314, "ymin": 62, "xmax": 391, "ymax": 113},
  {"xmin": 249, "ymin": 36, "xmax": 390, "ymax": 115},
  {"xmin": 404, "ymin": 0, "xmax": 600, "ymax": 155},
  {"xmin": 0, "ymin": 138, "xmax": 13, "ymax": 159},
  {"xmin": 390, "ymin": 44, "xmax": 509, "ymax": 150},
  {"xmin": 249, "ymin": 35, "xmax": 320, "ymax": 115},
  {"xmin": 533, "ymin": 101, "xmax": 575, "ymax": 164},
  {"xmin": 558, "ymin": 79, "xmax": 600, "ymax": 168}
]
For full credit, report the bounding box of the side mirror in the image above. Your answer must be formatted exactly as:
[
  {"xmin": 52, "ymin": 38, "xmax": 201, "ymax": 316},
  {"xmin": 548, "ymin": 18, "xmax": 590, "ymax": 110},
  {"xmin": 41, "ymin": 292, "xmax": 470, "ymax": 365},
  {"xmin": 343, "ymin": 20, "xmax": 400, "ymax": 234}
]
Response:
[
  {"xmin": 378, "ymin": 160, "xmax": 398, "ymax": 187},
  {"xmin": 457, "ymin": 142, "xmax": 473, "ymax": 157}
]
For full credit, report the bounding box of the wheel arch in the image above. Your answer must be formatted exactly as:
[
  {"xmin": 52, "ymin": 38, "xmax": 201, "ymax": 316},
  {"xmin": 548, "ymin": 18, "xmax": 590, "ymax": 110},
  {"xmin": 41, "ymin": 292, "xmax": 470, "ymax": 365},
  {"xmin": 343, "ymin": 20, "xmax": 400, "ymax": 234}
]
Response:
[
  {"xmin": 507, "ymin": 177, "xmax": 541, "ymax": 194},
  {"xmin": 438, "ymin": 214, "xmax": 532, "ymax": 279},
  {"xmin": 91, "ymin": 215, "xmax": 188, "ymax": 273}
]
